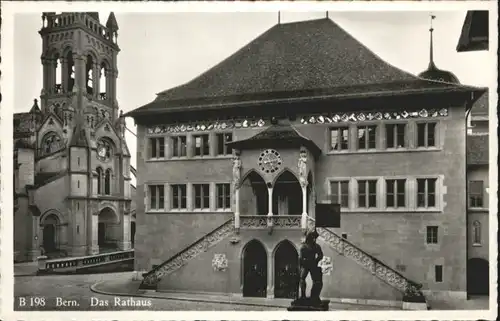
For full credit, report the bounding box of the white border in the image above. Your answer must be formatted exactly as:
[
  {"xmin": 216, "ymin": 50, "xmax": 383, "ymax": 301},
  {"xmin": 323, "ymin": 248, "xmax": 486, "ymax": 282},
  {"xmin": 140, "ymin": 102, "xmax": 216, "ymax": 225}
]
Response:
[{"xmin": 1, "ymin": 1, "xmax": 498, "ymax": 320}]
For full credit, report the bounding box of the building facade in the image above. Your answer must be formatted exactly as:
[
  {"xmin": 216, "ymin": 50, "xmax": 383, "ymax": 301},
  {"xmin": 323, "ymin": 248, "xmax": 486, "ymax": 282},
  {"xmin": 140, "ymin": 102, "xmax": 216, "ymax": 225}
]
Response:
[
  {"xmin": 128, "ymin": 18, "xmax": 486, "ymax": 302},
  {"xmin": 13, "ymin": 12, "xmax": 135, "ymax": 262}
]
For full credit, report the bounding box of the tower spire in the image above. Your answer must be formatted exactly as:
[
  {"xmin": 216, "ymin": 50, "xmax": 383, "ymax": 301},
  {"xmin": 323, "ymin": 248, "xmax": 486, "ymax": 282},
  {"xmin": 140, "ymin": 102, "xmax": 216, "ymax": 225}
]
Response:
[{"xmin": 428, "ymin": 13, "xmax": 436, "ymax": 68}]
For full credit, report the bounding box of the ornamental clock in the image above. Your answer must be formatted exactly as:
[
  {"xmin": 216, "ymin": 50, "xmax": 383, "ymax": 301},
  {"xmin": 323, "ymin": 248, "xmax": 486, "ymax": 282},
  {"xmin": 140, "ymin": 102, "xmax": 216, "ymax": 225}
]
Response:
[
  {"xmin": 258, "ymin": 149, "xmax": 282, "ymax": 174},
  {"xmin": 96, "ymin": 139, "xmax": 112, "ymax": 162}
]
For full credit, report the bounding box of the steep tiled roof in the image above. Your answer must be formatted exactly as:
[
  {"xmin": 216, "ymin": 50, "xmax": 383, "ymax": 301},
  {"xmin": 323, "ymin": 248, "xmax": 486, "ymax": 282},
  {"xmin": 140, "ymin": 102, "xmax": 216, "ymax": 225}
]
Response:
[
  {"xmin": 228, "ymin": 123, "xmax": 321, "ymax": 156},
  {"xmin": 129, "ymin": 18, "xmax": 483, "ymax": 117},
  {"xmin": 467, "ymin": 135, "xmax": 489, "ymax": 165}
]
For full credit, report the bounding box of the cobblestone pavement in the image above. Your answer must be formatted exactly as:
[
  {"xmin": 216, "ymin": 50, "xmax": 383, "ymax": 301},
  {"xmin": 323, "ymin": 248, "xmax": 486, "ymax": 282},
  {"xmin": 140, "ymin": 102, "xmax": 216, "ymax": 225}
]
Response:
[{"xmin": 14, "ymin": 272, "xmax": 281, "ymax": 311}]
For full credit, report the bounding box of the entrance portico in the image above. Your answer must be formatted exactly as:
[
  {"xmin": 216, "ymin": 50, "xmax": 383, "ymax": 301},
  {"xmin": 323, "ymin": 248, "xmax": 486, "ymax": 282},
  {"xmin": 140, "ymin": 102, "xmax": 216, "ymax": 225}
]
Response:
[{"xmin": 228, "ymin": 122, "xmax": 321, "ymax": 232}]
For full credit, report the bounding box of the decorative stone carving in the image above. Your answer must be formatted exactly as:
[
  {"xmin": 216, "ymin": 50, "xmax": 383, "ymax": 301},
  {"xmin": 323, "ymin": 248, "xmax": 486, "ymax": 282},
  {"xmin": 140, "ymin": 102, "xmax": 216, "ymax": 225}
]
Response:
[
  {"xmin": 147, "ymin": 118, "xmax": 267, "ymax": 135},
  {"xmin": 232, "ymin": 151, "xmax": 242, "ymax": 190},
  {"xmin": 318, "ymin": 256, "xmax": 333, "ymax": 275},
  {"xmin": 298, "ymin": 148, "xmax": 308, "ymax": 188},
  {"xmin": 300, "ymin": 108, "xmax": 448, "ymax": 125},
  {"xmin": 141, "ymin": 219, "xmax": 234, "ymax": 287},
  {"xmin": 240, "ymin": 216, "xmax": 267, "ymax": 229},
  {"xmin": 212, "ymin": 254, "xmax": 228, "ymax": 272},
  {"xmin": 272, "ymin": 216, "xmax": 301, "ymax": 228}
]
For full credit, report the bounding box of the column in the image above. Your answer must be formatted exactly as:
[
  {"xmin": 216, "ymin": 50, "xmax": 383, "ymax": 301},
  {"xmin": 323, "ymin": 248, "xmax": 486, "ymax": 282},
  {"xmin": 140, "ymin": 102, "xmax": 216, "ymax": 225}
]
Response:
[
  {"xmin": 234, "ymin": 186, "xmax": 240, "ymax": 230},
  {"xmin": 118, "ymin": 210, "xmax": 132, "ymax": 251},
  {"xmin": 301, "ymin": 185, "xmax": 308, "ymax": 230},
  {"xmin": 267, "ymin": 186, "xmax": 273, "ymax": 228},
  {"xmin": 28, "ymin": 215, "xmax": 41, "ymax": 261},
  {"xmin": 61, "ymin": 57, "xmax": 68, "ymax": 93},
  {"xmin": 93, "ymin": 62, "xmax": 100, "ymax": 98},
  {"xmin": 267, "ymin": 252, "xmax": 274, "ymax": 298},
  {"xmin": 89, "ymin": 213, "xmax": 99, "ymax": 254}
]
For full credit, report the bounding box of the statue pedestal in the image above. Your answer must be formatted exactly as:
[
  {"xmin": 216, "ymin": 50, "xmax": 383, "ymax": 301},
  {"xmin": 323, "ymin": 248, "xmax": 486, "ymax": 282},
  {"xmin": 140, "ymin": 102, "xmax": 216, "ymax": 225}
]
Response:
[{"xmin": 287, "ymin": 297, "xmax": 330, "ymax": 311}]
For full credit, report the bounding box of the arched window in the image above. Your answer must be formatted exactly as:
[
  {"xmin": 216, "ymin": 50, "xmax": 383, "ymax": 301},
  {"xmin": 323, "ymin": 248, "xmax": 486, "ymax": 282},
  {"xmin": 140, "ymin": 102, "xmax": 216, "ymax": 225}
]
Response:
[
  {"xmin": 66, "ymin": 51, "xmax": 75, "ymax": 92},
  {"xmin": 99, "ymin": 62, "xmax": 107, "ymax": 100},
  {"xmin": 41, "ymin": 132, "xmax": 62, "ymax": 155},
  {"xmin": 54, "ymin": 54, "xmax": 62, "ymax": 93},
  {"xmin": 96, "ymin": 167, "xmax": 103, "ymax": 194},
  {"xmin": 104, "ymin": 169, "xmax": 112, "ymax": 195},
  {"xmin": 473, "ymin": 221, "xmax": 481, "ymax": 245},
  {"xmin": 86, "ymin": 54, "xmax": 94, "ymax": 95}
]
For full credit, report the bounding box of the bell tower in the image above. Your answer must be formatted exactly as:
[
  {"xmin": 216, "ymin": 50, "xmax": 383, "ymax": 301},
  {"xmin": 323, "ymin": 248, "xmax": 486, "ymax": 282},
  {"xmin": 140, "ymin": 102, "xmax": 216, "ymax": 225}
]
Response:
[{"xmin": 39, "ymin": 12, "xmax": 120, "ymax": 123}]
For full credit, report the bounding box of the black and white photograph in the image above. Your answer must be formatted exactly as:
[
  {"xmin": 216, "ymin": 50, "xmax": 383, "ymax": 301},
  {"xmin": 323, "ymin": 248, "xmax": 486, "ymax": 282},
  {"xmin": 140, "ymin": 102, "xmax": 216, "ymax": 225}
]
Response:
[{"xmin": 0, "ymin": 1, "xmax": 497, "ymax": 320}]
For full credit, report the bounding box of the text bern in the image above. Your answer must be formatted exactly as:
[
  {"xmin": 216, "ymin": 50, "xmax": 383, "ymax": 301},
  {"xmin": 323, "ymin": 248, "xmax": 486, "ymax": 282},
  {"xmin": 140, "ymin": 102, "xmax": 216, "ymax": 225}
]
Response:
[{"xmin": 90, "ymin": 297, "xmax": 152, "ymax": 307}]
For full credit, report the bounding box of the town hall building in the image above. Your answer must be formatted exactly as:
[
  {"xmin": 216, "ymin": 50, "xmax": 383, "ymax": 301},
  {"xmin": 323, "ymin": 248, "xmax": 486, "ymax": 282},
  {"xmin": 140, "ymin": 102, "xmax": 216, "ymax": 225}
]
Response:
[
  {"xmin": 13, "ymin": 12, "xmax": 135, "ymax": 262},
  {"xmin": 128, "ymin": 17, "xmax": 487, "ymax": 303}
]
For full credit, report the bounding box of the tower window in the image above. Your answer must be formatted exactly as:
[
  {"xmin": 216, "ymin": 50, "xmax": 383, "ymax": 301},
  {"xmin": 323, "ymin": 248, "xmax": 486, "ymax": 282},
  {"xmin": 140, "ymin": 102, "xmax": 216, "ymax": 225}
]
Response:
[
  {"xmin": 472, "ymin": 221, "xmax": 482, "ymax": 245},
  {"xmin": 104, "ymin": 169, "xmax": 112, "ymax": 195},
  {"xmin": 96, "ymin": 167, "xmax": 103, "ymax": 194},
  {"xmin": 99, "ymin": 62, "xmax": 107, "ymax": 100},
  {"xmin": 66, "ymin": 51, "xmax": 75, "ymax": 92},
  {"xmin": 55, "ymin": 54, "xmax": 62, "ymax": 93},
  {"xmin": 86, "ymin": 55, "xmax": 94, "ymax": 95}
]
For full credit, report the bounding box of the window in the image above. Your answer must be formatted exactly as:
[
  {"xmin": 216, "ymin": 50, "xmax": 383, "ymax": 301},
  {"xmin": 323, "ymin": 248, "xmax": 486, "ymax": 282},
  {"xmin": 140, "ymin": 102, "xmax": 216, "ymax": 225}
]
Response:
[
  {"xmin": 96, "ymin": 168, "xmax": 103, "ymax": 194},
  {"xmin": 426, "ymin": 226, "xmax": 438, "ymax": 244},
  {"xmin": 386, "ymin": 124, "xmax": 406, "ymax": 148},
  {"xmin": 149, "ymin": 137, "xmax": 165, "ymax": 158},
  {"xmin": 171, "ymin": 184, "xmax": 187, "ymax": 210},
  {"xmin": 217, "ymin": 133, "xmax": 233, "ymax": 156},
  {"xmin": 149, "ymin": 185, "xmax": 165, "ymax": 210},
  {"xmin": 357, "ymin": 125, "xmax": 377, "ymax": 150},
  {"xmin": 194, "ymin": 184, "xmax": 210, "ymax": 209},
  {"xmin": 358, "ymin": 180, "xmax": 377, "ymax": 208},
  {"xmin": 435, "ymin": 265, "xmax": 443, "ymax": 282},
  {"xmin": 194, "ymin": 134, "xmax": 210, "ymax": 156},
  {"xmin": 386, "ymin": 179, "xmax": 406, "ymax": 208},
  {"xmin": 330, "ymin": 181, "xmax": 349, "ymax": 208},
  {"xmin": 104, "ymin": 169, "xmax": 111, "ymax": 195},
  {"xmin": 172, "ymin": 136, "xmax": 187, "ymax": 157},
  {"xmin": 417, "ymin": 123, "xmax": 436, "ymax": 148},
  {"xmin": 216, "ymin": 183, "xmax": 231, "ymax": 209},
  {"xmin": 473, "ymin": 221, "xmax": 481, "ymax": 245},
  {"xmin": 417, "ymin": 178, "xmax": 437, "ymax": 208},
  {"xmin": 330, "ymin": 127, "xmax": 349, "ymax": 151},
  {"xmin": 469, "ymin": 180, "xmax": 484, "ymax": 207}
]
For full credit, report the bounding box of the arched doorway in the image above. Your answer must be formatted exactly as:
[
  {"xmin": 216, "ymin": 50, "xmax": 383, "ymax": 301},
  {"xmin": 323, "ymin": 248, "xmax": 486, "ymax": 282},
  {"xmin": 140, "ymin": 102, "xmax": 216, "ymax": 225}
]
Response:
[
  {"xmin": 242, "ymin": 240, "xmax": 267, "ymax": 297},
  {"xmin": 273, "ymin": 170, "xmax": 302, "ymax": 215},
  {"xmin": 240, "ymin": 171, "xmax": 268, "ymax": 215},
  {"xmin": 98, "ymin": 207, "xmax": 119, "ymax": 251},
  {"xmin": 468, "ymin": 258, "xmax": 489, "ymax": 295},
  {"xmin": 274, "ymin": 240, "xmax": 299, "ymax": 299},
  {"xmin": 41, "ymin": 214, "xmax": 59, "ymax": 254}
]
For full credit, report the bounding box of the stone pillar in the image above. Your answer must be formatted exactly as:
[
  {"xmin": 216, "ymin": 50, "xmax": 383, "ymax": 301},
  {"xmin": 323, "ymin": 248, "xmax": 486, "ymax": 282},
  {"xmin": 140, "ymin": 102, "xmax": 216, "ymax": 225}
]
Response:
[
  {"xmin": 234, "ymin": 187, "xmax": 240, "ymax": 230},
  {"xmin": 301, "ymin": 186, "xmax": 308, "ymax": 231},
  {"xmin": 61, "ymin": 57, "xmax": 68, "ymax": 92},
  {"xmin": 118, "ymin": 209, "xmax": 132, "ymax": 251},
  {"xmin": 28, "ymin": 215, "xmax": 41, "ymax": 261},
  {"xmin": 267, "ymin": 186, "xmax": 273, "ymax": 229},
  {"xmin": 267, "ymin": 251, "xmax": 274, "ymax": 298},
  {"xmin": 89, "ymin": 213, "xmax": 99, "ymax": 254},
  {"xmin": 93, "ymin": 62, "xmax": 100, "ymax": 98}
]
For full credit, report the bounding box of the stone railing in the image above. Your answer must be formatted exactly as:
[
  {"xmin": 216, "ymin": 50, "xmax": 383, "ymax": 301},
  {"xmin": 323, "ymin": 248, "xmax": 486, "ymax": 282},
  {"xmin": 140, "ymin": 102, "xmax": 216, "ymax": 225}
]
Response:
[
  {"xmin": 307, "ymin": 217, "xmax": 422, "ymax": 296},
  {"xmin": 240, "ymin": 215, "xmax": 301, "ymax": 229},
  {"xmin": 140, "ymin": 218, "xmax": 235, "ymax": 290},
  {"xmin": 37, "ymin": 249, "xmax": 134, "ymax": 274}
]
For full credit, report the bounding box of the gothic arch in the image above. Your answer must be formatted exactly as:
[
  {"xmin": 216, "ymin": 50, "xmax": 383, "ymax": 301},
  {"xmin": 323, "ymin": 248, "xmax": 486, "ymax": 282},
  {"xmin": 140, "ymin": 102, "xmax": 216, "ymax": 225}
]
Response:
[
  {"xmin": 241, "ymin": 169, "xmax": 265, "ymax": 185},
  {"xmin": 61, "ymin": 44, "xmax": 75, "ymax": 58},
  {"xmin": 271, "ymin": 167, "xmax": 300, "ymax": 186},
  {"xmin": 40, "ymin": 209, "xmax": 64, "ymax": 224},
  {"xmin": 272, "ymin": 239, "xmax": 298, "ymax": 257},
  {"xmin": 273, "ymin": 239, "xmax": 300, "ymax": 299},
  {"xmin": 241, "ymin": 239, "xmax": 268, "ymax": 298},
  {"xmin": 84, "ymin": 49, "xmax": 99, "ymax": 64},
  {"xmin": 97, "ymin": 202, "xmax": 119, "ymax": 221},
  {"xmin": 98, "ymin": 206, "xmax": 119, "ymax": 224}
]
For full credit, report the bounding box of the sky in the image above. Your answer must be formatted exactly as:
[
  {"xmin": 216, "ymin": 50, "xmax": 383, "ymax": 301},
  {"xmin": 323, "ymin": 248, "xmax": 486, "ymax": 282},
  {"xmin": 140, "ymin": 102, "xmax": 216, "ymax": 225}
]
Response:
[{"xmin": 14, "ymin": 11, "xmax": 494, "ymax": 175}]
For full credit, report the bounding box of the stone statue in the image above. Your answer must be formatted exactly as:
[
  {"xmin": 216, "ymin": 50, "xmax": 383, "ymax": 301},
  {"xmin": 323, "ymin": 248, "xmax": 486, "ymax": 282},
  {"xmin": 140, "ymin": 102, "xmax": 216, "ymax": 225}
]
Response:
[
  {"xmin": 232, "ymin": 152, "xmax": 242, "ymax": 189},
  {"xmin": 298, "ymin": 149, "xmax": 308, "ymax": 188},
  {"xmin": 298, "ymin": 229, "xmax": 324, "ymax": 303}
]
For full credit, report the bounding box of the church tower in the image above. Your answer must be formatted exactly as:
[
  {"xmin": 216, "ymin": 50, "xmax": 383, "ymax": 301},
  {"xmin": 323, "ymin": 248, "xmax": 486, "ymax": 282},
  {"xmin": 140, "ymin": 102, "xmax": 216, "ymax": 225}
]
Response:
[{"xmin": 17, "ymin": 12, "xmax": 133, "ymax": 258}]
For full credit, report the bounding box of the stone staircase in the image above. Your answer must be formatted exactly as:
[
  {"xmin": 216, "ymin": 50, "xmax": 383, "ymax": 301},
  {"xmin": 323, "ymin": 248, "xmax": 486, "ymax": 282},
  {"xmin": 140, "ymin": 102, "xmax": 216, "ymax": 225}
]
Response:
[
  {"xmin": 140, "ymin": 218, "xmax": 236, "ymax": 289},
  {"xmin": 139, "ymin": 216, "xmax": 423, "ymax": 300},
  {"xmin": 307, "ymin": 216, "xmax": 423, "ymax": 297}
]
